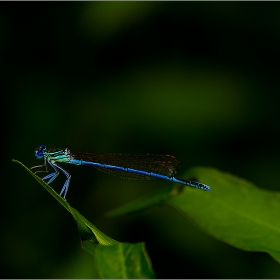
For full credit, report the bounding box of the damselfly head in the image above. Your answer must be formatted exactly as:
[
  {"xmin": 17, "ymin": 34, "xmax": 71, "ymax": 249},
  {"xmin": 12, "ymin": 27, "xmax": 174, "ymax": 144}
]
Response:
[
  {"xmin": 35, "ymin": 149, "xmax": 44, "ymax": 159},
  {"xmin": 34, "ymin": 144, "xmax": 47, "ymax": 159}
]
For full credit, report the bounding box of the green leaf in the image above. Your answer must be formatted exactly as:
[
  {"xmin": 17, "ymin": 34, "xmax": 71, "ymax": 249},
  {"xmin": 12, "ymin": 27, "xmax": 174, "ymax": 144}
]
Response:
[
  {"xmin": 167, "ymin": 167, "xmax": 280, "ymax": 263},
  {"xmin": 94, "ymin": 242, "xmax": 155, "ymax": 279},
  {"xmin": 12, "ymin": 159, "xmax": 118, "ymax": 247},
  {"xmin": 13, "ymin": 159, "xmax": 155, "ymax": 278}
]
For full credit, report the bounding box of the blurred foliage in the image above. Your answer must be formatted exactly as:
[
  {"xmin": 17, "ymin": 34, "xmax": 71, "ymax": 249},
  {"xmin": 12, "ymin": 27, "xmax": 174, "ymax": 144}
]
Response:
[{"xmin": 3, "ymin": 2, "xmax": 280, "ymax": 278}]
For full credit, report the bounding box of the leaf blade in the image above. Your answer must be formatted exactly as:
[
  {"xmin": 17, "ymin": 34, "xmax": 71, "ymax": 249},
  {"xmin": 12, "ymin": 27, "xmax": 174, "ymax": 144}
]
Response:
[
  {"xmin": 167, "ymin": 167, "xmax": 280, "ymax": 263},
  {"xmin": 13, "ymin": 159, "xmax": 155, "ymax": 278},
  {"xmin": 94, "ymin": 243, "xmax": 155, "ymax": 279}
]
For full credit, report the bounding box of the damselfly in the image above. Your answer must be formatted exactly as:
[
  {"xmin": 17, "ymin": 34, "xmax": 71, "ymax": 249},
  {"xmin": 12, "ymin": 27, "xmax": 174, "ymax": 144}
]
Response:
[{"xmin": 31, "ymin": 145, "xmax": 210, "ymax": 199}]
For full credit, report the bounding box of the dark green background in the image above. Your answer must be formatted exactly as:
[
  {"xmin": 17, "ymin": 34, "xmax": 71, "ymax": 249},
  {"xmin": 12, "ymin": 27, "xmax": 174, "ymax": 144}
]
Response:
[{"xmin": 3, "ymin": 2, "xmax": 280, "ymax": 278}]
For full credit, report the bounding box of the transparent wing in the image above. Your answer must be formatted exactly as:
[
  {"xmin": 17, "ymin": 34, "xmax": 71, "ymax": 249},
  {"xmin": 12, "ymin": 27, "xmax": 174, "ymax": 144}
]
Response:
[{"xmin": 72, "ymin": 152, "xmax": 181, "ymax": 180}]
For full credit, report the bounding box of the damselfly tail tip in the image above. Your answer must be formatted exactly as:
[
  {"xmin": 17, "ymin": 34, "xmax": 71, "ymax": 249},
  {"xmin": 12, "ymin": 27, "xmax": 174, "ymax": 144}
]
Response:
[
  {"xmin": 190, "ymin": 181, "xmax": 211, "ymax": 191},
  {"xmin": 204, "ymin": 185, "xmax": 211, "ymax": 191},
  {"xmin": 197, "ymin": 182, "xmax": 211, "ymax": 191}
]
